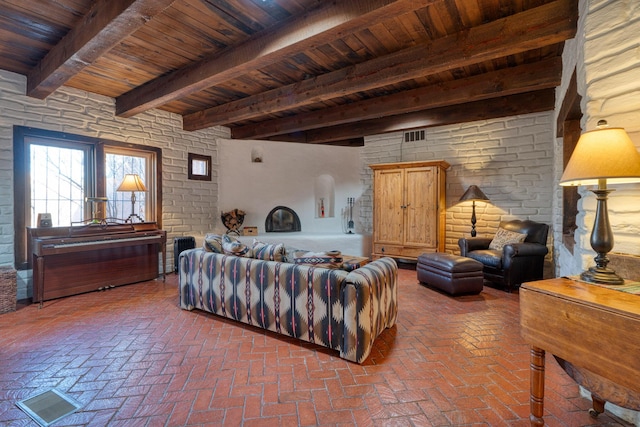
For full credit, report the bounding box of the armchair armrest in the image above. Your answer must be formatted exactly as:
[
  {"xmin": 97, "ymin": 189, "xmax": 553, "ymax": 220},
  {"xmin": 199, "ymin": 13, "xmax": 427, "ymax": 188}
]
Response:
[
  {"xmin": 458, "ymin": 237, "xmax": 492, "ymax": 256},
  {"xmin": 502, "ymin": 242, "xmax": 549, "ymax": 270}
]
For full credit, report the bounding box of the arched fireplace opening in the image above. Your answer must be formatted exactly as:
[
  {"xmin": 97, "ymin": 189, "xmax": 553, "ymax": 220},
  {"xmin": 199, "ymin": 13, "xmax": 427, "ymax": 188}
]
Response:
[{"xmin": 265, "ymin": 206, "xmax": 301, "ymax": 232}]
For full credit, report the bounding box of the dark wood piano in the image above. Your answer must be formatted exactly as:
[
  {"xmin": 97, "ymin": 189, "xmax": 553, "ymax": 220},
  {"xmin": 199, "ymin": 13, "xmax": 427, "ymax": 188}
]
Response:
[{"xmin": 30, "ymin": 222, "xmax": 166, "ymax": 306}]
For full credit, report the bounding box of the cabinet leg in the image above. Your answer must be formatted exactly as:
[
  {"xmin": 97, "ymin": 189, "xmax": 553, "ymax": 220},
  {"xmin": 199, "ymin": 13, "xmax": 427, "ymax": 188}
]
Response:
[{"xmin": 530, "ymin": 346, "xmax": 545, "ymax": 427}]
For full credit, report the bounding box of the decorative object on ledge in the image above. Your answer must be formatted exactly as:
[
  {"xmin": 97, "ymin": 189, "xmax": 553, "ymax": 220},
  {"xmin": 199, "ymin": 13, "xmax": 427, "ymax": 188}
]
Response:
[
  {"xmin": 559, "ymin": 120, "xmax": 640, "ymax": 285},
  {"xmin": 458, "ymin": 185, "xmax": 490, "ymax": 237},
  {"xmin": 243, "ymin": 226, "xmax": 258, "ymax": 236},
  {"xmin": 117, "ymin": 174, "xmax": 147, "ymax": 223},
  {"xmin": 188, "ymin": 153, "xmax": 212, "ymax": 181},
  {"xmin": 221, "ymin": 209, "xmax": 245, "ymax": 235}
]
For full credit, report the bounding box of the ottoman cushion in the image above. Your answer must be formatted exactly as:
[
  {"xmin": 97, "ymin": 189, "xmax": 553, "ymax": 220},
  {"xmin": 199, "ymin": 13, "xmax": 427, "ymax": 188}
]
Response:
[{"xmin": 417, "ymin": 253, "xmax": 484, "ymax": 296}]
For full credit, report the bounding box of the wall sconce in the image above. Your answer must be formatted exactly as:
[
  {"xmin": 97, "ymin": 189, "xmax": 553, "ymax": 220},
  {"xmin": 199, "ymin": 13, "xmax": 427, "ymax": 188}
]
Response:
[
  {"xmin": 560, "ymin": 120, "xmax": 640, "ymax": 285},
  {"xmin": 458, "ymin": 185, "xmax": 490, "ymax": 237},
  {"xmin": 117, "ymin": 174, "xmax": 146, "ymax": 223}
]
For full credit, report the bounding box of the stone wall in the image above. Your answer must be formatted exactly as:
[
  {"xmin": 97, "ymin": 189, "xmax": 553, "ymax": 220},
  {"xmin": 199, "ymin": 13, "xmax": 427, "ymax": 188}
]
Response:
[
  {"xmin": 0, "ymin": 69, "xmax": 228, "ymax": 298},
  {"xmin": 558, "ymin": 0, "xmax": 640, "ymax": 275},
  {"xmin": 361, "ymin": 112, "xmax": 555, "ymax": 258}
]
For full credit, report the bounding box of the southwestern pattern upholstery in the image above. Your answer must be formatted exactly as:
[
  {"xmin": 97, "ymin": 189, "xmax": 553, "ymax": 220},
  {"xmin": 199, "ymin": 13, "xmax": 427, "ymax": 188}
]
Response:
[{"xmin": 179, "ymin": 249, "xmax": 398, "ymax": 363}]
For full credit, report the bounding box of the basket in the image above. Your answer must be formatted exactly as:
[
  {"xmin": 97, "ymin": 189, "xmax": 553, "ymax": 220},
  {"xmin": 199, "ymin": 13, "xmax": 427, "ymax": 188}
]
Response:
[{"xmin": 0, "ymin": 266, "xmax": 17, "ymax": 314}]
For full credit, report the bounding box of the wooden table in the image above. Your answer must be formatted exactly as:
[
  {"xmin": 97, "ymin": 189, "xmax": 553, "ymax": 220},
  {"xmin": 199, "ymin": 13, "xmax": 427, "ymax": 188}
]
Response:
[{"xmin": 519, "ymin": 277, "xmax": 640, "ymax": 426}]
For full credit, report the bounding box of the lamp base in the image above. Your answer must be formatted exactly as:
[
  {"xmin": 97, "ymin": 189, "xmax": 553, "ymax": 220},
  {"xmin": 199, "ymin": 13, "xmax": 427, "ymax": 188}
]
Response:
[{"xmin": 580, "ymin": 266, "xmax": 624, "ymax": 285}]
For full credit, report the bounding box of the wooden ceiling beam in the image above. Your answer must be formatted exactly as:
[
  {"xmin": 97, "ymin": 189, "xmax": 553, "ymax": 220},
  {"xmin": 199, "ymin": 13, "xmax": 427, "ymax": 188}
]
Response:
[
  {"xmin": 230, "ymin": 57, "xmax": 562, "ymax": 139},
  {"xmin": 260, "ymin": 89, "xmax": 556, "ymax": 145},
  {"xmin": 188, "ymin": 0, "xmax": 576, "ymax": 132},
  {"xmin": 26, "ymin": 0, "xmax": 177, "ymax": 99},
  {"xmin": 115, "ymin": 0, "xmax": 441, "ymax": 118}
]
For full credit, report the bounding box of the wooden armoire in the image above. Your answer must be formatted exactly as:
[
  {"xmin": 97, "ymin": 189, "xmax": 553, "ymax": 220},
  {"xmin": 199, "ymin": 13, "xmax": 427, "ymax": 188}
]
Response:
[{"xmin": 370, "ymin": 160, "xmax": 449, "ymax": 260}]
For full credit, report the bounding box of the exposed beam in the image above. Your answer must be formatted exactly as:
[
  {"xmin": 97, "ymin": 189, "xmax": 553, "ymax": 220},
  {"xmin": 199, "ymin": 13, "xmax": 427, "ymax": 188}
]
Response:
[
  {"xmin": 229, "ymin": 57, "xmax": 562, "ymax": 139},
  {"xmin": 27, "ymin": 0, "xmax": 176, "ymax": 99},
  {"xmin": 116, "ymin": 0, "xmax": 441, "ymax": 117},
  {"xmin": 260, "ymin": 89, "xmax": 556, "ymax": 145},
  {"xmin": 188, "ymin": 0, "xmax": 576, "ymax": 132}
]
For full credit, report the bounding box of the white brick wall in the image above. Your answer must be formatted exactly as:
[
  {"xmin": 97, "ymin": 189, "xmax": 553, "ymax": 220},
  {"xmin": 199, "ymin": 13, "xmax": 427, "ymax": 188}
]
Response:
[
  {"xmin": 555, "ymin": 0, "xmax": 640, "ymax": 278},
  {"xmin": 361, "ymin": 112, "xmax": 555, "ymax": 256},
  {"xmin": 0, "ymin": 69, "xmax": 229, "ymax": 297}
]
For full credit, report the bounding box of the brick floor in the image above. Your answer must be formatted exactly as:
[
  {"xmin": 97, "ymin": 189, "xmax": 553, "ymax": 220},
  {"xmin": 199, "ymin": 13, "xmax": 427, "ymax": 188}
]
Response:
[{"xmin": 0, "ymin": 268, "xmax": 633, "ymax": 426}]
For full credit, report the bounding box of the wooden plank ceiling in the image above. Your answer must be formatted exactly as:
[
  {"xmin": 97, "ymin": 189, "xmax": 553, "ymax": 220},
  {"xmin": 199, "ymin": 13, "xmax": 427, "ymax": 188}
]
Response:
[{"xmin": 0, "ymin": 0, "xmax": 577, "ymax": 146}]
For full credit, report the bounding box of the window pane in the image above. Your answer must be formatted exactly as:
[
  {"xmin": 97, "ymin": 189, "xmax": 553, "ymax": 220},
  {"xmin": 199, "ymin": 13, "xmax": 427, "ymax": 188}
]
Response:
[
  {"xmin": 30, "ymin": 144, "xmax": 86, "ymax": 227},
  {"xmin": 105, "ymin": 153, "xmax": 147, "ymax": 221}
]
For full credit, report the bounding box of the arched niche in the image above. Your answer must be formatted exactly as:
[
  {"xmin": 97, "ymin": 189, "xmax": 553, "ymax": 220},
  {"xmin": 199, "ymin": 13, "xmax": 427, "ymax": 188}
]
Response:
[{"xmin": 314, "ymin": 174, "xmax": 335, "ymax": 218}]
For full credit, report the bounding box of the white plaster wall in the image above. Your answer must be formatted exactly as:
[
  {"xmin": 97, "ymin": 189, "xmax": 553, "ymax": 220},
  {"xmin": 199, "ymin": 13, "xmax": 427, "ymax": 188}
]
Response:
[
  {"xmin": 0, "ymin": 69, "xmax": 228, "ymax": 298},
  {"xmin": 217, "ymin": 138, "xmax": 363, "ymax": 235},
  {"xmin": 360, "ymin": 112, "xmax": 555, "ymax": 258}
]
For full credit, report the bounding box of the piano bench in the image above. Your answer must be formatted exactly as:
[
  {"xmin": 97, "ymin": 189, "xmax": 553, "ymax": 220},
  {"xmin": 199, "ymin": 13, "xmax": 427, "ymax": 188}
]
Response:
[{"xmin": 417, "ymin": 253, "xmax": 484, "ymax": 296}]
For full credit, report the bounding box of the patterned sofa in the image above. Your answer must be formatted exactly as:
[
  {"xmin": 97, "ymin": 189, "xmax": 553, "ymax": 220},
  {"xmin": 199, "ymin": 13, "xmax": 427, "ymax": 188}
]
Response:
[{"xmin": 178, "ymin": 248, "xmax": 398, "ymax": 363}]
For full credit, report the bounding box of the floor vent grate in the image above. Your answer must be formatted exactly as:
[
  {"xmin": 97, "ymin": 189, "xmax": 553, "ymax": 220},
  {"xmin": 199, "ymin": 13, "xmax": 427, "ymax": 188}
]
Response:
[{"xmin": 16, "ymin": 389, "xmax": 82, "ymax": 427}]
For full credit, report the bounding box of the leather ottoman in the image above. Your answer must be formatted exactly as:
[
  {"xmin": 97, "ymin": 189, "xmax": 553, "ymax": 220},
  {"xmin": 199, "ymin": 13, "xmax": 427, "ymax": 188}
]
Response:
[{"xmin": 417, "ymin": 253, "xmax": 484, "ymax": 296}]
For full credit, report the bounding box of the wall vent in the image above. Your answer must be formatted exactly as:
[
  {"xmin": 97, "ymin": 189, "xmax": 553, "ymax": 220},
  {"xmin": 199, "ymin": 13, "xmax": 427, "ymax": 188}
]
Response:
[{"xmin": 404, "ymin": 130, "xmax": 426, "ymax": 142}]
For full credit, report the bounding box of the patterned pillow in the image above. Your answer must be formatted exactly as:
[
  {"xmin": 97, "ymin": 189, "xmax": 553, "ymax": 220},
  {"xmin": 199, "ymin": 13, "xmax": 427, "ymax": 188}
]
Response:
[
  {"xmin": 489, "ymin": 227, "xmax": 527, "ymax": 251},
  {"xmin": 252, "ymin": 239, "xmax": 286, "ymax": 262},
  {"xmin": 221, "ymin": 234, "xmax": 252, "ymax": 257},
  {"xmin": 294, "ymin": 251, "xmax": 343, "ymax": 269},
  {"xmin": 202, "ymin": 233, "xmax": 223, "ymax": 253}
]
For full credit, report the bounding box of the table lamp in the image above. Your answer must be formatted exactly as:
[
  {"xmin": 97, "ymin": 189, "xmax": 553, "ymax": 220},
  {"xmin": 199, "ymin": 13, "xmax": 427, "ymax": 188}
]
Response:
[
  {"xmin": 459, "ymin": 185, "xmax": 490, "ymax": 237},
  {"xmin": 117, "ymin": 174, "xmax": 146, "ymax": 222},
  {"xmin": 559, "ymin": 120, "xmax": 640, "ymax": 285}
]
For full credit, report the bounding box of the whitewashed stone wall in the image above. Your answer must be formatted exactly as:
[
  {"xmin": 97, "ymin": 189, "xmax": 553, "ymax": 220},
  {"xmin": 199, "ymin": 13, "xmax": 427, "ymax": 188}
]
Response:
[
  {"xmin": 555, "ymin": 1, "xmax": 640, "ymax": 424},
  {"xmin": 0, "ymin": 69, "xmax": 228, "ymax": 298},
  {"xmin": 361, "ymin": 112, "xmax": 555, "ymax": 256},
  {"xmin": 555, "ymin": 0, "xmax": 640, "ymax": 272}
]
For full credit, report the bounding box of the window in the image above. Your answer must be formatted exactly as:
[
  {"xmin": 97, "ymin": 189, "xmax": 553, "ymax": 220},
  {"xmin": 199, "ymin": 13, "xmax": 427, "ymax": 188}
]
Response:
[{"xmin": 13, "ymin": 126, "xmax": 162, "ymax": 268}]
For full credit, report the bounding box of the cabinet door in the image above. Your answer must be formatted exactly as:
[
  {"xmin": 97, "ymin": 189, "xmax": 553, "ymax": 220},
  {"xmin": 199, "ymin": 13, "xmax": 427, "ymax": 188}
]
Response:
[
  {"xmin": 373, "ymin": 169, "xmax": 404, "ymax": 245},
  {"xmin": 404, "ymin": 167, "xmax": 438, "ymax": 248}
]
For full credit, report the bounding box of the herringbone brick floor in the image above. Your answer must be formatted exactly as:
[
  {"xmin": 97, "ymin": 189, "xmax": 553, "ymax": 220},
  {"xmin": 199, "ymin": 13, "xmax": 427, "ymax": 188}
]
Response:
[{"xmin": 0, "ymin": 267, "xmax": 632, "ymax": 426}]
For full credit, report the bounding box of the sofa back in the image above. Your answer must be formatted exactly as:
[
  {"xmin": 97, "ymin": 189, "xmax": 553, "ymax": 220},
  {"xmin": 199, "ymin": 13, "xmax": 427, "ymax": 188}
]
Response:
[{"xmin": 179, "ymin": 249, "xmax": 349, "ymax": 351}]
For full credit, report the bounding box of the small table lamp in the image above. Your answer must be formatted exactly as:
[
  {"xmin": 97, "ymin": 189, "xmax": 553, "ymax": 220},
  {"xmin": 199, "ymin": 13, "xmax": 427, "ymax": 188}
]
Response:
[
  {"xmin": 459, "ymin": 185, "xmax": 490, "ymax": 237},
  {"xmin": 117, "ymin": 174, "xmax": 146, "ymax": 223},
  {"xmin": 560, "ymin": 120, "xmax": 640, "ymax": 285}
]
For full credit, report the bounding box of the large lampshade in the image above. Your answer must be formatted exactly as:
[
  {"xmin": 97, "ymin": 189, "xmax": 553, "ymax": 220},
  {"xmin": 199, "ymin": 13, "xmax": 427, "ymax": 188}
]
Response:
[
  {"xmin": 560, "ymin": 126, "xmax": 640, "ymax": 186},
  {"xmin": 559, "ymin": 122, "xmax": 640, "ymax": 285},
  {"xmin": 117, "ymin": 174, "xmax": 147, "ymax": 192}
]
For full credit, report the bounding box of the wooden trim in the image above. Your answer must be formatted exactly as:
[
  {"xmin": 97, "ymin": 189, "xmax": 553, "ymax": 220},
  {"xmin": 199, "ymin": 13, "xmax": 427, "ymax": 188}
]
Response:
[{"xmin": 188, "ymin": 153, "xmax": 212, "ymax": 181}]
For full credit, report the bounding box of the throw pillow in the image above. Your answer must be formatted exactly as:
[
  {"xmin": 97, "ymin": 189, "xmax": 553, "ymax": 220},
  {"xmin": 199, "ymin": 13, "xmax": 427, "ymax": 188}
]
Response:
[
  {"xmin": 293, "ymin": 251, "xmax": 343, "ymax": 269},
  {"xmin": 203, "ymin": 233, "xmax": 223, "ymax": 253},
  {"xmin": 221, "ymin": 234, "xmax": 252, "ymax": 257},
  {"xmin": 252, "ymin": 239, "xmax": 286, "ymax": 262},
  {"xmin": 489, "ymin": 227, "xmax": 527, "ymax": 251}
]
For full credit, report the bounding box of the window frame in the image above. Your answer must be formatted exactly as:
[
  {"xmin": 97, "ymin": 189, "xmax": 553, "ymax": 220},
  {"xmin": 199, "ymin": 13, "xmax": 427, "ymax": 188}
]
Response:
[{"xmin": 13, "ymin": 126, "xmax": 162, "ymax": 269}]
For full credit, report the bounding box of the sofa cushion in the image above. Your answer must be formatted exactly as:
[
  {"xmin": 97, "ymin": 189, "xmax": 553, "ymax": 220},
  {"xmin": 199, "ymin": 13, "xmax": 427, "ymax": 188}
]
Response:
[
  {"xmin": 252, "ymin": 239, "xmax": 286, "ymax": 262},
  {"xmin": 221, "ymin": 234, "xmax": 252, "ymax": 257},
  {"xmin": 203, "ymin": 233, "xmax": 223, "ymax": 253},
  {"xmin": 468, "ymin": 249, "xmax": 502, "ymax": 268},
  {"xmin": 489, "ymin": 227, "xmax": 527, "ymax": 251}
]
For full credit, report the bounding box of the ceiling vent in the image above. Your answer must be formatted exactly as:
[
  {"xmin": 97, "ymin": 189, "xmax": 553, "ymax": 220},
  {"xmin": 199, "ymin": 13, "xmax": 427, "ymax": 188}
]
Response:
[{"xmin": 404, "ymin": 130, "xmax": 426, "ymax": 142}]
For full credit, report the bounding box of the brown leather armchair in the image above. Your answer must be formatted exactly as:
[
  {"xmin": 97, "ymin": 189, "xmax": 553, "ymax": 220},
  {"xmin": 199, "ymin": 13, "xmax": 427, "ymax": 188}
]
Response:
[{"xmin": 458, "ymin": 219, "xmax": 549, "ymax": 292}]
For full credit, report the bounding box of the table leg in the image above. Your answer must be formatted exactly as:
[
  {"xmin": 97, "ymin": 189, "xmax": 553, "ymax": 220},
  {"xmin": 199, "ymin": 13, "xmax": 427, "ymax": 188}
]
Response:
[{"xmin": 530, "ymin": 346, "xmax": 545, "ymax": 426}]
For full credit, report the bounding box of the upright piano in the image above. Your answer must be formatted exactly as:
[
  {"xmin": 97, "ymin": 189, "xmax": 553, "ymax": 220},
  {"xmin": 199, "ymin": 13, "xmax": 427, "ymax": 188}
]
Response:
[{"xmin": 30, "ymin": 222, "xmax": 166, "ymax": 306}]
